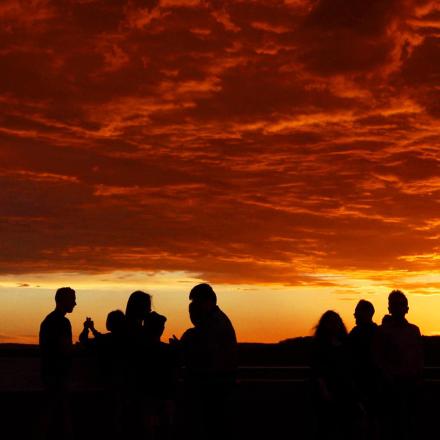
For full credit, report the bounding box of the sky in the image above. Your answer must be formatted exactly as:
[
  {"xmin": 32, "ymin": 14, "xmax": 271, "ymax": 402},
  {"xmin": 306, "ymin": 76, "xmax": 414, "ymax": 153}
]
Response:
[{"xmin": 0, "ymin": 0, "xmax": 439, "ymax": 343}]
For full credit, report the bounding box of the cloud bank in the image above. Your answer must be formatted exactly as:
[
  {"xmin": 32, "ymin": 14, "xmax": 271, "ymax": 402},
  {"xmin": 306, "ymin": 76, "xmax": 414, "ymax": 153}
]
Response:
[{"xmin": 0, "ymin": 0, "xmax": 439, "ymax": 286}]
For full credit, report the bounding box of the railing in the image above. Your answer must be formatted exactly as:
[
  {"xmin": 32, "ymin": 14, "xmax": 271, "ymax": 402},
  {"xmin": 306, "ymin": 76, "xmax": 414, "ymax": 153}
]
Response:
[{"xmin": 2, "ymin": 358, "xmax": 440, "ymax": 392}]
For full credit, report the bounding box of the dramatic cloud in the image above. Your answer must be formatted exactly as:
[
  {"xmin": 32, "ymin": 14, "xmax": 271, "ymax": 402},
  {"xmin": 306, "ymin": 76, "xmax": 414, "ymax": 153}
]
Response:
[{"xmin": 0, "ymin": 0, "xmax": 439, "ymax": 285}]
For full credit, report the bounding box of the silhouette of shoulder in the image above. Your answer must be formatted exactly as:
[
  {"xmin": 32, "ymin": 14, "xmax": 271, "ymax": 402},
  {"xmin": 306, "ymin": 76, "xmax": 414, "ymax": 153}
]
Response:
[
  {"xmin": 40, "ymin": 310, "xmax": 72, "ymax": 350},
  {"xmin": 375, "ymin": 317, "xmax": 423, "ymax": 377},
  {"xmin": 183, "ymin": 306, "xmax": 237, "ymax": 375},
  {"xmin": 205, "ymin": 306, "xmax": 236, "ymax": 340},
  {"xmin": 379, "ymin": 317, "xmax": 421, "ymax": 336},
  {"xmin": 349, "ymin": 322, "xmax": 378, "ymax": 344},
  {"xmin": 348, "ymin": 323, "xmax": 378, "ymax": 355},
  {"xmin": 39, "ymin": 310, "xmax": 73, "ymax": 381}
]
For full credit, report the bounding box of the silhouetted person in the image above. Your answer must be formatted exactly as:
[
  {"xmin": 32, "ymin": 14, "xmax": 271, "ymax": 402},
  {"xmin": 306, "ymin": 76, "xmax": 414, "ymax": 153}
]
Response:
[
  {"xmin": 348, "ymin": 300, "xmax": 379, "ymax": 439},
  {"xmin": 145, "ymin": 312, "xmax": 179, "ymax": 440},
  {"xmin": 39, "ymin": 287, "xmax": 76, "ymax": 440},
  {"xmin": 79, "ymin": 310, "xmax": 127, "ymax": 369},
  {"xmin": 125, "ymin": 290, "xmax": 164, "ymax": 439},
  {"xmin": 374, "ymin": 290, "xmax": 423, "ymax": 440},
  {"xmin": 179, "ymin": 283, "xmax": 237, "ymax": 440},
  {"xmin": 79, "ymin": 310, "xmax": 127, "ymax": 438},
  {"xmin": 311, "ymin": 310, "xmax": 363, "ymax": 440}
]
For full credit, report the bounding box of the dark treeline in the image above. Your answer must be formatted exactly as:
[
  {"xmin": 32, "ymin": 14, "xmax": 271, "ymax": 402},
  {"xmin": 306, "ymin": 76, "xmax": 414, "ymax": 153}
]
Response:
[{"xmin": 35, "ymin": 285, "xmax": 426, "ymax": 440}]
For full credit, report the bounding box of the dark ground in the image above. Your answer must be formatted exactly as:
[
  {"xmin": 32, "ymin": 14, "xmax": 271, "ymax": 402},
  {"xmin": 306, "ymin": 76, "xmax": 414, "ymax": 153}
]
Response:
[{"xmin": 2, "ymin": 340, "xmax": 440, "ymax": 439}]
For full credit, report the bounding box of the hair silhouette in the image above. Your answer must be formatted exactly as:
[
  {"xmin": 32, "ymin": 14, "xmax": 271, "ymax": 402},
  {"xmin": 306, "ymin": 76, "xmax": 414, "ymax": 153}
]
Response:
[
  {"xmin": 106, "ymin": 309, "xmax": 126, "ymax": 333},
  {"xmin": 55, "ymin": 286, "xmax": 76, "ymax": 303},
  {"xmin": 144, "ymin": 311, "xmax": 166, "ymax": 341},
  {"xmin": 388, "ymin": 289, "xmax": 408, "ymax": 305},
  {"xmin": 189, "ymin": 283, "xmax": 217, "ymax": 304},
  {"xmin": 388, "ymin": 289, "xmax": 409, "ymax": 319},
  {"xmin": 125, "ymin": 291, "xmax": 151, "ymax": 321},
  {"xmin": 311, "ymin": 310, "xmax": 362, "ymax": 439},
  {"xmin": 355, "ymin": 299, "xmax": 374, "ymax": 317},
  {"xmin": 314, "ymin": 310, "xmax": 347, "ymax": 341}
]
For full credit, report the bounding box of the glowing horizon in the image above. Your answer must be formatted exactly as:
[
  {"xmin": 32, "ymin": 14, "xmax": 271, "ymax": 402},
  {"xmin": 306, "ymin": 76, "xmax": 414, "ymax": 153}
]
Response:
[
  {"xmin": 0, "ymin": 0, "xmax": 439, "ymax": 343},
  {"xmin": 2, "ymin": 270, "xmax": 440, "ymax": 344}
]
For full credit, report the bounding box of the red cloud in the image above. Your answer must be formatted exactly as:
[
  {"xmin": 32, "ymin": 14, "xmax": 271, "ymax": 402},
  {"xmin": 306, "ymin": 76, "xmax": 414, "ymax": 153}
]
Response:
[{"xmin": 0, "ymin": 0, "xmax": 439, "ymax": 284}]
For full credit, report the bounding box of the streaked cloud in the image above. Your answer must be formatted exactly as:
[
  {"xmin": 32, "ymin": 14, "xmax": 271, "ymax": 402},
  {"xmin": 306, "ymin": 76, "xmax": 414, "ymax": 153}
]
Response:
[{"xmin": 0, "ymin": 0, "xmax": 438, "ymax": 287}]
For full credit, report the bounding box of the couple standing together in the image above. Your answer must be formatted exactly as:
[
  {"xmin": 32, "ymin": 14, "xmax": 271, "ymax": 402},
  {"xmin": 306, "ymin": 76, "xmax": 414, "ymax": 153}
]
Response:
[{"xmin": 39, "ymin": 283, "xmax": 237, "ymax": 440}]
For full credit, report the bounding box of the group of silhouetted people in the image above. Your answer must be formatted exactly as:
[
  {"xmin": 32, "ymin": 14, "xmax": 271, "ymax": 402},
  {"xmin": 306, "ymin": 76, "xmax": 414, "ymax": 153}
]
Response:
[
  {"xmin": 39, "ymin": 284, "xmax": 237, "ymax": 440},
  {"xmin": 311, "ymin": 290, "xmax": 423, "ymax": 440},
  {"xmin": 40, "ymin": 286, "xmax": 423, "ymax": 440}
]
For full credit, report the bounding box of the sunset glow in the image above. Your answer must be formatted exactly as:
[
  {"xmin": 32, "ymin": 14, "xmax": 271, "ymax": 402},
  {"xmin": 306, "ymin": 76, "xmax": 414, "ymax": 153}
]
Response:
[{"xmin": 0, "ymin": 0, "xmax": 439, "ymax": 343}]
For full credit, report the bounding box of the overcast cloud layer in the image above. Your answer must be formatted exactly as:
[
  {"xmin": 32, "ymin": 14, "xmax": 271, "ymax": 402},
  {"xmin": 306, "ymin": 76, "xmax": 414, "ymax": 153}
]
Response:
[{"xmin": 1, "ymin": 0, "xmax": 439, "ymax": 289}]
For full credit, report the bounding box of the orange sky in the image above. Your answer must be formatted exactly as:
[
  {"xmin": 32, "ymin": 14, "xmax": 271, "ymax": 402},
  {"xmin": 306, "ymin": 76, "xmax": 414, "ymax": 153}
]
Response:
[{"xmin": 0, "ymin": 0, "xmax": 439, "ymax": 343}]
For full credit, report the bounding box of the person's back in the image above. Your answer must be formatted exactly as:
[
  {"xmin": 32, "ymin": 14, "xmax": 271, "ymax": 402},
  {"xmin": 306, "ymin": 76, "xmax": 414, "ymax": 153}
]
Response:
[
  {"xmin": 349, "ymin": 323, "xmax": 378, "ymax": 367},
  {"xmin": 376, "ymin": 315, "xmax": 422, "ymax": 380},
  {"xmin": 348, "ymin": 300, "xmax": 380, "ymax": 439},
  {"xmin": 311, "ymin": 311, "xmax": 354, "ymax": 402},
  {"xmin": 374, "ymin": 290, "xmax": 423, "ymax": 440},
  {"xmin": 348, "ymin": 300, "xmax": 379, "ymax": 390},
  {"xmin": 311, "ymin": 310, "xmax": 360, "ymax": 440},
  {"xmin": 79, "ymin": 311, "xmax": 128, "ymax": 387},
  {"xmin": 144, "ymin": 311, "xmax": 178, "ymax": 400},
  {"xmin": 375, "ymin": 291, "xmax": 423, "ymax": 380},
  {"xmin": 198, "ymin": 305, "xmax": 237, "ymax": 375}
]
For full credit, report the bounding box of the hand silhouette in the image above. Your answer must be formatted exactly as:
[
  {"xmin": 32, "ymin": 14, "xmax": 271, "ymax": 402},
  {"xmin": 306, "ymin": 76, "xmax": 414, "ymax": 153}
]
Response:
[
  {"xmin": 83, "ymin": 317, "xmax": 94, "ymax": 330},
  {"xmin": 169, "ymin": 334, "xmax": 180, "ymax": 346}
]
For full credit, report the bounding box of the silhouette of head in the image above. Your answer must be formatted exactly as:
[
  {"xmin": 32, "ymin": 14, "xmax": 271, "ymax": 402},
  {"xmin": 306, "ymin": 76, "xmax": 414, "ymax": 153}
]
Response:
[
  {"xmin": 189, "ymin": 283, "xmax": 217, "ymax": 322},
  {"xmin": 144, "ymin": 311, "xmax": 166, "ymax": 341},
  {"xmin": 126, "ymin": 291, "xmax": 152, "ymax": 322},
  {"xmin": 314, "ymin": 310, "xmax": 347, "ymax": 342},
  {"xmin": 106, "ymin": 310, "xmax": 126, "ymax": 333},
  {"xmin": 354, "ymin": 300, "xmax": 375, "ymax": 326},
  {"xmin": 189, "ymin": 283, "xmax": 217, "ymax": 304},
  {"xmin": 388, "ymin": 290, "xmax": 408, "ymax": 319},
  {"xmin": 55, "ymin": 287, "xmax": 76, "ymax": 314},
  {"xmin": 189, "ymin": 301, "xmax": 203, "ymax": 327}
]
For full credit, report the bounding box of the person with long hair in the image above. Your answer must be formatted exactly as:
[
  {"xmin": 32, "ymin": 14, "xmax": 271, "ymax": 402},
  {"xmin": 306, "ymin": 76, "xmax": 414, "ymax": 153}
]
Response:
[
  {"xmin": 124, "ymin": 290, "xmax": 155, "ymax": 438},
  {"xmin": 311, "ymin": 310, "xmax": 363, "ymax": 440}
]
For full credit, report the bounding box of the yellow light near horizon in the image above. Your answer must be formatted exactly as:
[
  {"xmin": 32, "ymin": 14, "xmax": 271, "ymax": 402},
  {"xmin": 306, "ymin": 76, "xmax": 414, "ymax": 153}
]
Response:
[{"xmin": 0, "ymin": 270, "xmax": 439, "ymax": 344}]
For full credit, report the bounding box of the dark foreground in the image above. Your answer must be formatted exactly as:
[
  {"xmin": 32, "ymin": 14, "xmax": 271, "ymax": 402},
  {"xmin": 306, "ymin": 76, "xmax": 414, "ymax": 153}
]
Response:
[
  {"xmin": 2, "ymin": 369, "xmax": 440, "ymax": 439},
  {"xmin": 2, "ymin": 342, "xmax": 440, "ymax": 439}
]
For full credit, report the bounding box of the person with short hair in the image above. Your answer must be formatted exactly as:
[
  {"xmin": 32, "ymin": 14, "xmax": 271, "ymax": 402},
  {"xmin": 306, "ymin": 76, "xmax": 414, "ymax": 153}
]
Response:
[
  {"xmin": 180, "ymin": 283, "xmax": 237, "ymax": 440},
  {"xmin": 79, "ymin": 310, "xmax": 127, "ymax": 436},
  {"xmin": 39, "ymin": 287, "xmax": 77, "ymax": 440},
  {"xmin": 79, "ymin": 310, "xmax": 127, "ymax": 384},
  {"xmin": 40, "ymin": 287, "xmax": 76, "ymax": 389},
  {"xmin": 348, "ymin": 300, "xmax": 379, "ymax": 439},
  {"xmin": 375, "ymin": 290, "xmax": 423, "ymax": 439}
]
